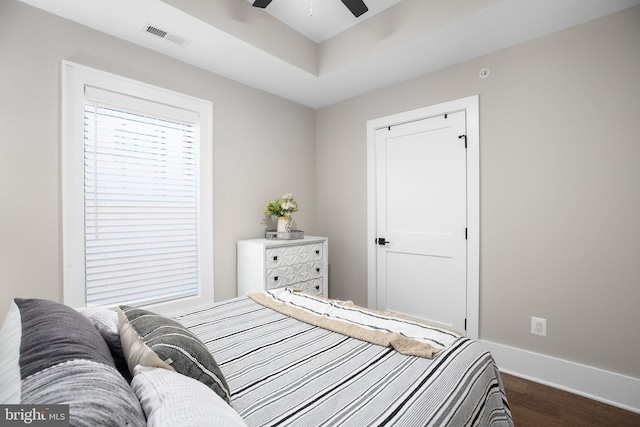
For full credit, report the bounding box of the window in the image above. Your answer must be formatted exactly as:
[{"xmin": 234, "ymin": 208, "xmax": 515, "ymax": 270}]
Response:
[{"xmin": 62, "ymin": 61, "xmax": 213, "ymax": 314}]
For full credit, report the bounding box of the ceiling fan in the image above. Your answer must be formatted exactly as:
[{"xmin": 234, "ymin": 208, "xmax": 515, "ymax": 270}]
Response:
[{"xmin": 253, "ymin": 0, "xmax": 369, "ymax": 18}]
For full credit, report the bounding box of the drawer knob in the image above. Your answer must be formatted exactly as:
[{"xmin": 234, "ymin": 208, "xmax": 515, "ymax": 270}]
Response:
[
  {"xmin": 274, "ymin": 276, "xmax": 279, "ymax": 281},
  {"xmin": 315, "ymin": 250, "xmax": 320, "ymax": 254},
  {"xmin": 273, "ymin": 256, "xmax": 278, "ymax": 261},
  {"xmin": 315, "ymin": 285, "xmax": 320, "ymax": 290},
  {"xmin": 316, "ymin": 268, "xmax": 320, "ymax": 272}
]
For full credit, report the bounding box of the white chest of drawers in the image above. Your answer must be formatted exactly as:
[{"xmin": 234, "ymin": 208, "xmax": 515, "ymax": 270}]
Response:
[{"xmin": 237, "ymin": 236, "xmax": 328, "ymax": 297}]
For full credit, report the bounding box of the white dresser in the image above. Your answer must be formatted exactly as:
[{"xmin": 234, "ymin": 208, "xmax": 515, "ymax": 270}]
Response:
[{"xmin": 237, "ymin": 236, "xmax": 328, "ymax": 298}]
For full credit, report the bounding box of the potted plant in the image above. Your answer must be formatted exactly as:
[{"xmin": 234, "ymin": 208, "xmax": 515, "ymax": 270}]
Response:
[{"xmin": 263, "ymin": 193, "xmax": 298, "ymax": 232}]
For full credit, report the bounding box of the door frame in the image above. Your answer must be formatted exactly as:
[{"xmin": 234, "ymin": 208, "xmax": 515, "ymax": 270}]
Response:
[{"xmin": 366, "ymin": 95, "xmax": 479, "ymax": 339}]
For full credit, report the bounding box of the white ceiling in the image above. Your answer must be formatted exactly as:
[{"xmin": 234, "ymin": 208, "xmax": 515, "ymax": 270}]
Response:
[
  {"xmin": 17, "ymin": 0, "xmax": 640, "ymax": 109},
  {"xmin": 244, "ymin": 0, "xmax": 403, "ymax": 43}
]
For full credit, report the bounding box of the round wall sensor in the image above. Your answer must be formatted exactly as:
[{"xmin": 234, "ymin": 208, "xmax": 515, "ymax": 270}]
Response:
[{"xmin": 479, "ymin": 68, "xmax": 490, "ymax": 78}]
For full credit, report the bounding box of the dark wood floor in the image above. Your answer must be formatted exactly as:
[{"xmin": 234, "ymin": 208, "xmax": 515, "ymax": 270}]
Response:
[{"xmin": 501, "ymin": 372, "xmax": 640, "ymax": 427}]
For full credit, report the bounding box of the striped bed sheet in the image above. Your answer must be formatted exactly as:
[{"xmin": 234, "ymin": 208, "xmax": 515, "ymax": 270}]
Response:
[{"xmin": 174, "ymin": 296, "xmax": 513, "ymax": 427}]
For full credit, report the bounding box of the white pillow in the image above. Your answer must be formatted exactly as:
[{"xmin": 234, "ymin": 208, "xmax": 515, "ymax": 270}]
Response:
[
  {"xmin": 77, "ymin": 306, "xmax": 122, "ymax": 357},
  {"xmin": 131, "ymin": 365, "xmax": 247, "ymax": 427},
  {"xmin": 0, "ymin": 301, "xmax": 22, "ymax": 403}
]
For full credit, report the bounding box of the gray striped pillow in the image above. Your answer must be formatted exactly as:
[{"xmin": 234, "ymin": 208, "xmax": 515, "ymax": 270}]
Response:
[{"xmin": 118, "ymin": 305, "xmax": 231, "ymax": 403}]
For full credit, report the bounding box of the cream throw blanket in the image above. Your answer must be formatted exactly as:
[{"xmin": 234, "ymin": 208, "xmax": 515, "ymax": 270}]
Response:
[{"xmin": 248, "ymin": 288, "xmax": 461, "ymax": 359}]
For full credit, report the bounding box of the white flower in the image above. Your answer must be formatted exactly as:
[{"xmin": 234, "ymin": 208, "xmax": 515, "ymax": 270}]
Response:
[{"xmin": 263, "ymin": 192, "xmax": 298, "ymax": 222}]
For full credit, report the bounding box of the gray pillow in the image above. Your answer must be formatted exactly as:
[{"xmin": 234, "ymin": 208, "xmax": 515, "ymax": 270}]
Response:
[
  {"xmin": 119, "ymin": 305, "xmax": 231, "ymax": 403},
  {"xmin": 0, "ymin": 298, "xmax": 146, "ymax": 427}
]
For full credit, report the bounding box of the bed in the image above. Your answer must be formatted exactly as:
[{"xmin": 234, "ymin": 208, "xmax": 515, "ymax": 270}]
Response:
[{"xmin": 1, "ymin": 290, "xmax": 513, "ymax": 426}]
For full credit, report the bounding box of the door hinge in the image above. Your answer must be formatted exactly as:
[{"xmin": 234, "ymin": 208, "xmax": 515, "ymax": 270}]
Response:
[
  {"xmin": 464, "ymin": 318, "xmax": 467, "ymax": 331},
  {"xmin": 459, "ymin": 134, "xmax": 467, "ymax": 148},
  {"xmin": 465, "ymin": 228, "xmax": 468, "ymax": 240}
]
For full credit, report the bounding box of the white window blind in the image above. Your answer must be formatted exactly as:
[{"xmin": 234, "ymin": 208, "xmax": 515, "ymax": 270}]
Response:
[{"xmin": 83, "ymin": 92, "xmax": 200, "ymax": 307}]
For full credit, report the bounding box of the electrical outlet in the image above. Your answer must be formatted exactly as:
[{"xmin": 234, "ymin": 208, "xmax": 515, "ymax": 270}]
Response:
[{"xmin": 531, "ymin": 317, "xmax": 547, "ymax": 336}]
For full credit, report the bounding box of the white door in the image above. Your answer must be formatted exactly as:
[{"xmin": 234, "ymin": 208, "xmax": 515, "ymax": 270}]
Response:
[{"xmin": 375, "ymin": 111, "xmax": 467, "ymax": 333}]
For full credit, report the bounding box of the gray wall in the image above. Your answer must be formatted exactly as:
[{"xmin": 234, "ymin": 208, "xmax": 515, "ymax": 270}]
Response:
[
  {"xmin": 316, "ymin": 6, "xmax": 640, "ymax": 378},
  {"xmin": 0, "ymin": 0, "xmax": 317, "ymax": 313}
]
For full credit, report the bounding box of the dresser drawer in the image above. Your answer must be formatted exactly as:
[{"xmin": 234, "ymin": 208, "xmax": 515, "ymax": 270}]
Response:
[
  {"xmin": 266, "ymin": 260, "xmax": 323, "ymax": 289},
  {"xmin": 297, "ymin": 278, "xmax": 323, "ymax": 295},
  {"xmin": 265, "ymin": 243, "xmax": 323, "ymax": 268}
]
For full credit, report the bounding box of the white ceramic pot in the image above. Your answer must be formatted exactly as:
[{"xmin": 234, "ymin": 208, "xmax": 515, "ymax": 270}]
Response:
[{"xmin": 277, "ymin": 216, "xmax": 292, "ymax": 232}]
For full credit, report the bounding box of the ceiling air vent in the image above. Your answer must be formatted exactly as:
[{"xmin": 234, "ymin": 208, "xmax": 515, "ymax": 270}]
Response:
[{"xmin": 143, "ymin": 25, "xmax": 190, "ymax": 47}]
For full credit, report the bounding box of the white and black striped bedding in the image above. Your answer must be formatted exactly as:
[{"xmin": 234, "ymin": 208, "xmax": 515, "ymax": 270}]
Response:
[{"xmin": 174, "ymin": 297, "xmax": 513, "ymax": 427}]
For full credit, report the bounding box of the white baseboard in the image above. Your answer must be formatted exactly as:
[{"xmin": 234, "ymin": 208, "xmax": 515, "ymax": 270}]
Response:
[{"xmin": 480, "ymin": 340, "xmax": 640, "ymax": 414}]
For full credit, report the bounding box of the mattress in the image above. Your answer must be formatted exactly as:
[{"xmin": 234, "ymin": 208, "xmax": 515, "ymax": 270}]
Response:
[{"xmin": 174, "ymin": 296, "xmax": 513, "ymax": 427}]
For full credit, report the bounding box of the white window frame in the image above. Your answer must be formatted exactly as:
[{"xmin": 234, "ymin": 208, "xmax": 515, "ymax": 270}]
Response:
[{"xmin": 61, "ymin": 60, "xmax": 214, "ymax": 315}]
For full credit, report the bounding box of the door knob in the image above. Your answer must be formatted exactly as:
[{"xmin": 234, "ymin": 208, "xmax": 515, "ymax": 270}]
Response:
[{"xmin": 376, "ymin": 237, "xmax": 390, "ymax": 246}]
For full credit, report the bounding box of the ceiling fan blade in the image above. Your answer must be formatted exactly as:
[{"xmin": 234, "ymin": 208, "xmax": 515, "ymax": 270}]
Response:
[
  {"xmin": 341, "ymin": 0, "xmax": 368, "ymax": 17},
  {"xmin": 253, "ymin": 0, "xmax": 273, "ymax": 8}
]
